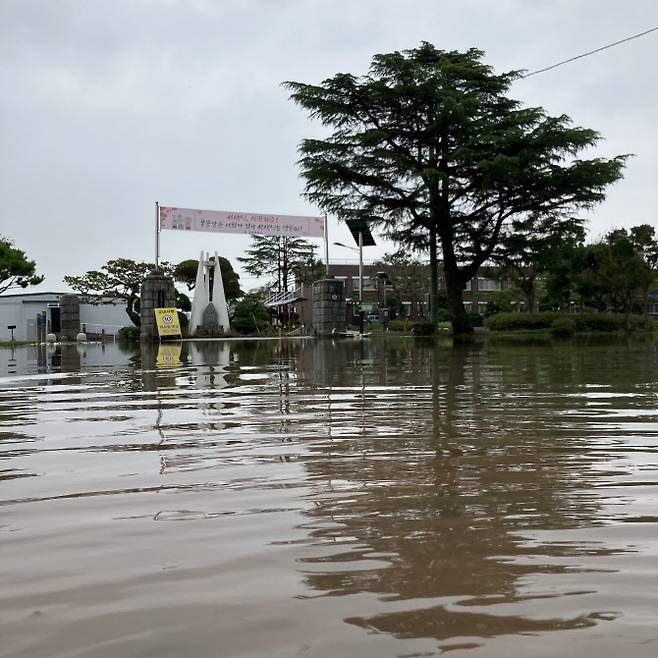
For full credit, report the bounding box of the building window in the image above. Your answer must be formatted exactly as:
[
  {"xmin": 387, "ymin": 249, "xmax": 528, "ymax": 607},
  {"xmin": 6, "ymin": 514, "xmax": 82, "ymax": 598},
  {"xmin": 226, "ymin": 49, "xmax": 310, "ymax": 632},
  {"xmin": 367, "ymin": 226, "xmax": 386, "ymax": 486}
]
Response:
[
  {"xmin": 477, "ymin": 277, "xmax": 501, "ymax": 292},
  {"xmin": 351, "ymin": 276, "xmax": 377, "ymax": 292},
  {"xmin": 463, "ymin": 280, "xmax": 472, "ymax": 291}
]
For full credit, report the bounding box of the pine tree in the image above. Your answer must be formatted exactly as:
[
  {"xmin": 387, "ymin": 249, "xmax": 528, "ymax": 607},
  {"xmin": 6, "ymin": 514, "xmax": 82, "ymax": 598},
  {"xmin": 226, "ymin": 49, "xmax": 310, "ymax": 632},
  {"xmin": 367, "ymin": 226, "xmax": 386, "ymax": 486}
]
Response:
[
  {"xmin": 238, "ymin": 236, "xmax": 317, "ymax": 292},
  {"xmin": 286, "ymin": 43, "xmax": 627, "ymax": 333}
]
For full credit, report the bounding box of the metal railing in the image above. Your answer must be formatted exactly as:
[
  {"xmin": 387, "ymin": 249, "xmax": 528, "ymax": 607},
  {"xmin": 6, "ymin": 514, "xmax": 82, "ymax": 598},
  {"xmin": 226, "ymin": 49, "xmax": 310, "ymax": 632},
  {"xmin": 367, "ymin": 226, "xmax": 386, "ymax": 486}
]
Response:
[
  {"xmin": 80, "ymin": 323, "xmax": 125, "ymax": 336},
  {"xmin": 264, "ymin": 286, "xmax": 304, "ymax": 308}
]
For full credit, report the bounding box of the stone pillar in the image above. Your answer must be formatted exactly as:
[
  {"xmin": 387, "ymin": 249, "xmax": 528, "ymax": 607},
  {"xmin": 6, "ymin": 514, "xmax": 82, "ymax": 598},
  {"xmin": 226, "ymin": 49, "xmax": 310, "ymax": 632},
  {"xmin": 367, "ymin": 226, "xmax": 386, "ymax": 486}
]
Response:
[
  {"xmin": 312, "ymin": 279, "xmax": 346, "ymax": 336},
  {"xmin": 60, "ymin": 294, "xmax": 80, "ymax": 341},
  {"xmin": 140, "ymin": 270, "xmax": 177, "ymax": 342}
]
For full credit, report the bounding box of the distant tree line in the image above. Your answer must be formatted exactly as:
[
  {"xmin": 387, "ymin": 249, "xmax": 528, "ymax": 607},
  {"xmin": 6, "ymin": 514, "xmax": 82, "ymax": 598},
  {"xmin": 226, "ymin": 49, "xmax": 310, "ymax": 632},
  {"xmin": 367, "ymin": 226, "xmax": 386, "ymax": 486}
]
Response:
[{"xmin": 372, "ymin": 221, "xmax": 658, "ymax": 327}]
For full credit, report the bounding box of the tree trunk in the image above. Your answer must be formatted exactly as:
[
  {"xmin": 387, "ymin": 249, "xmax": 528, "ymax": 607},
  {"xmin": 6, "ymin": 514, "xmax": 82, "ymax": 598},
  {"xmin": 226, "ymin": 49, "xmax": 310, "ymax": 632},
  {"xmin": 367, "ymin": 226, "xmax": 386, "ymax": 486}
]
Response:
[
  {"xmin": 126, "ymin": 295, "xmax": 140, "ymax": 327},
  {"xmin": 526, "ymin": 280, "xmax": 536, "ymax": 313},
  {"xmin": 444, "ymin": 267, "xmax": 472, "ymax": 335},
  {"xmin": 429, "ymin": 225, "xmax": 439, "ymax": 324},
  {"xmin": 436, "ymin": 127, "xmax": 472, "ymax": 336},
  {"xmin": 282, "ymin": 242, "xmax": 289, "ymax": 292},
  {"xmin": 438, "ymin": 217, "xmax": 473, "ymax": 335}
]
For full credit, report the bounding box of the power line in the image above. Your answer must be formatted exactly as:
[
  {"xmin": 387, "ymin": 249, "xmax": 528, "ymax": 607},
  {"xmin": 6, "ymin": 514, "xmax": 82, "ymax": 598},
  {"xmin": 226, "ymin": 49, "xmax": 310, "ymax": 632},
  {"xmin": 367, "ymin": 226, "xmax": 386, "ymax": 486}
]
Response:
[{"xmin": 521, "ymin": 26, "xmax": 658, "ymax": 78}]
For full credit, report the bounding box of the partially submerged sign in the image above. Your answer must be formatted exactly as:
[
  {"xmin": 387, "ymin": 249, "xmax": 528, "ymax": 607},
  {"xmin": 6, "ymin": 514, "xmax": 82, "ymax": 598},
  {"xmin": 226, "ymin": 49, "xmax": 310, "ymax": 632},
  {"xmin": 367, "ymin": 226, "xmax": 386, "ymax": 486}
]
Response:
[{"xmin": 154, "ymin": 308, "xmax": 182, "ymax": 338}]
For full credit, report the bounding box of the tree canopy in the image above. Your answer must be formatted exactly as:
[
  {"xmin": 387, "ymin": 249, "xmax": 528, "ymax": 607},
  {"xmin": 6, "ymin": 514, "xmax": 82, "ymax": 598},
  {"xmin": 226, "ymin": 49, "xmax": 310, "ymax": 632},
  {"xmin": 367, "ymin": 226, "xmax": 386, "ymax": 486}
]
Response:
[
  {"xmin": 373, "ymin": 249, "xmax": 429, "ymax": 315},
  {"xmin": 64, "ymin": 259, "xmax": 172, "ymax": 326},
  {"xmin": 495, "ymin": 215, "xmax": 585, "ymax": 312},
  {"xmin": 174, "ymin": 256, "xmax": 242, "ymax": 301},
  {"xmin": 238, "ymin": 235, "xmax": 318, "ymax": 293},
  {"xmin": 0, "ymin": 237, "xmax": 44, "ymax": 294},
  {"xmin": 286, "ymin": 42, "xmax": 627, "ymax": 333},
  {"xmin": 542, "ymin": 224, "xmax": 657, "ymax": 320},
  {"xmin": 231, "ymin": 293, "xmax": 271, "ymax": 335}
]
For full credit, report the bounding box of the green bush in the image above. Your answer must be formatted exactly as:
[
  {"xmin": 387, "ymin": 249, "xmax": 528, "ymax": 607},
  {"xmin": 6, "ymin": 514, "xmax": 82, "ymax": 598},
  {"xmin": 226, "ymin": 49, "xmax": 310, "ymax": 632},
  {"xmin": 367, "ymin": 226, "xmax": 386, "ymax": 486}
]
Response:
[
  {"xmin": 468, "ymin": 312, "xmax": 484, "ymax": 327},
  {"xmin": 484, "ymin": 312, "xmax": 556, "ymax": 331},
  {"xmin": 387, "ymin": 319, "xmax": 417, "ymax": 332},
  {"xmin": 436, "ymin": 308, "xmax": 451, "ymax": 322},
  {"xmin": 571, "ymin": 312, "xmax": 652, "ymax": 332},
  {"xmin": 551, "ymin": 318, "xmax": 576, "ymax": 338},
  {"xmin": 232, "ymin": 294, "xmax": 271, "ymax": 335},
  {"xmin": 412, "ymin": 321, "xmax": 436, "ymax": 335},
  {"xmin": 485, "ymin": 311, "xmax": 653, "ymax": 333},
  {"xmin": 437, "ymin": 321, "xmax": 452, "ymax": 333},
  {"xmin": 117, "ymin": 325, "xmax": 140, "ymax": 342}
]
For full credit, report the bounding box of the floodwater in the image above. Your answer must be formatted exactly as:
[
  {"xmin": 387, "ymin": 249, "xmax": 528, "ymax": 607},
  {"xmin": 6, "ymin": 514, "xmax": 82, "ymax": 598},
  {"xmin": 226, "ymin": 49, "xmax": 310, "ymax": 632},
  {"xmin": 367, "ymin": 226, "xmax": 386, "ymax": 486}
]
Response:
[{"xmin": 1, "ymin": 337, "xmax": 658, "ymax": 658}]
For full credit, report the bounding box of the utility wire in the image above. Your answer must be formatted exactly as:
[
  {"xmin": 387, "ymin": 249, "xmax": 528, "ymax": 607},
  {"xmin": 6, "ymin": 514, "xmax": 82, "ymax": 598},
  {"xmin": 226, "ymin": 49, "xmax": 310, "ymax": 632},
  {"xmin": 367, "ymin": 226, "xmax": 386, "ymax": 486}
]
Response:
[{"xmin": 521, "ymin": 26, "xmax": 658, "ymax": 78}]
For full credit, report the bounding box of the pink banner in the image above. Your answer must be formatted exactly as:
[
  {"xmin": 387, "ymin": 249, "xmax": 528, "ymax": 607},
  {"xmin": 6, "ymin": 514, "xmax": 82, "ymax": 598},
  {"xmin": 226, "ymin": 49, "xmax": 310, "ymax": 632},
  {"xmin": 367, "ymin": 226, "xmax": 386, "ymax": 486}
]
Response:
[{"xmin": 159, "ymin": 206, "xmax": 325, "ymax": 238}]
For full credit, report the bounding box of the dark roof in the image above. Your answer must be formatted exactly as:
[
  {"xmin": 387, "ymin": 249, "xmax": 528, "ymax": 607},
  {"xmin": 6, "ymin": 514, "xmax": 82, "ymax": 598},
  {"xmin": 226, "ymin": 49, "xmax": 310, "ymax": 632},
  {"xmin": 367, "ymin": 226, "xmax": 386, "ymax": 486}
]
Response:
[{"xmin": 345, "ymin": 219, "xmax": 376, "ymax": 247}]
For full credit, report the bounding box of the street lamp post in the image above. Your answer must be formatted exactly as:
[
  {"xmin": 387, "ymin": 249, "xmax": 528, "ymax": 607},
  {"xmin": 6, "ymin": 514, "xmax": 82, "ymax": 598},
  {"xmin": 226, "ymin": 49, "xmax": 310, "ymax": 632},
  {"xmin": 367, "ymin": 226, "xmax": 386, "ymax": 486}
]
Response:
[
  {"xmin": 334, "ymin": 235, "xmax": 363, "ymax": 302},
  {"xmin": 334, "ymin": 235, "xmax": 364, "ymax": 333}
]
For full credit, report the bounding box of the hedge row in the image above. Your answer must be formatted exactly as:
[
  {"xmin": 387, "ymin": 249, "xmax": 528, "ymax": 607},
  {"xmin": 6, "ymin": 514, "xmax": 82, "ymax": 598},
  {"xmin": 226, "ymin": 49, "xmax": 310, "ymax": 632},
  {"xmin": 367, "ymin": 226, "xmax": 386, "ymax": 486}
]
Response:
[
  {"xmin": 484, "ymin": 311, "xmax": 653, "ymax": 333},
  {"xmin": 386, "ymin": 319, "xmax": 451, "ymax": 334}
]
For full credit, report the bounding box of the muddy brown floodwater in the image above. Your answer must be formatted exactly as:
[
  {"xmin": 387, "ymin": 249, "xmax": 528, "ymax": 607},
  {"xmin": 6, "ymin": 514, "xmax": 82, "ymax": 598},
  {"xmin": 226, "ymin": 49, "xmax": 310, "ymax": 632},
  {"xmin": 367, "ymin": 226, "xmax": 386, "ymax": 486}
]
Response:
[{"xmin": 1, "ymin": 337, "xmax": 658, "ymax": 657}]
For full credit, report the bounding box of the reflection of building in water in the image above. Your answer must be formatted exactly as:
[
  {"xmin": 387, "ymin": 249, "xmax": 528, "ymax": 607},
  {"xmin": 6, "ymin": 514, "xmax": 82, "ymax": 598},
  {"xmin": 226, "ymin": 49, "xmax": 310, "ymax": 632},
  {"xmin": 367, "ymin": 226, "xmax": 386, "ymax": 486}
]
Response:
[
  {"xmin": 153, "ymin": 340, "xmax": 239, "ymax": 474},
  {"xmin": 0, "ymin": 342, "xmax": 135, "ymax": 378},
  {"xmin": 289, "ymin": 340, "xmax": 610, "ymax": 648},
  {"xmin": 188, "ymin": 341, "xmax": 232, "ymax": 388},
  {"xmin": 187, "ymin": 341, "xmax": 233, "ymax": 430},
  {"xmin": 0, "ymin": 345, "xmax": 41, "ymax": 376}
]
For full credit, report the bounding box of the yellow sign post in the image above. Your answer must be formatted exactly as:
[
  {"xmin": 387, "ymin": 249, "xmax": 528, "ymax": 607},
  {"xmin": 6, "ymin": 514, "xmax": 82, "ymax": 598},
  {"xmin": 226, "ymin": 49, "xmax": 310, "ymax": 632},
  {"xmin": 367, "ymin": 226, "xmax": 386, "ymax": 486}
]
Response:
[{"xmin": 154, "ymin": 308, "xmax": 182, "ymax": 338}]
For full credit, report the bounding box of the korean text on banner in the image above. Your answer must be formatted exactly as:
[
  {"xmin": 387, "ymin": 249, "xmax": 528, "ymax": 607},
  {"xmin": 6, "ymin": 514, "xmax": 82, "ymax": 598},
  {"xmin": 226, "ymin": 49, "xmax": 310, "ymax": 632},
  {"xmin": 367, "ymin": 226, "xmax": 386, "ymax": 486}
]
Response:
[
  {"xmin": 159, "ymin": 207, "xmax": 325, "ymax": 239},
  {"xmin": 154, "ymin": 308, "xmax": 182, "ymax": 338}
]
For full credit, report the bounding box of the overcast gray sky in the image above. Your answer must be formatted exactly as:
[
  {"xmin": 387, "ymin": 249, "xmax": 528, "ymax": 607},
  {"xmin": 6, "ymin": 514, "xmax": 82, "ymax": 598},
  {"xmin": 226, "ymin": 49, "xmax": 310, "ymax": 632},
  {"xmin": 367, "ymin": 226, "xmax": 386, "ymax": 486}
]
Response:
[{"xmin": 2, "ymin": 0, "xmax": 657, "ymax": 293}]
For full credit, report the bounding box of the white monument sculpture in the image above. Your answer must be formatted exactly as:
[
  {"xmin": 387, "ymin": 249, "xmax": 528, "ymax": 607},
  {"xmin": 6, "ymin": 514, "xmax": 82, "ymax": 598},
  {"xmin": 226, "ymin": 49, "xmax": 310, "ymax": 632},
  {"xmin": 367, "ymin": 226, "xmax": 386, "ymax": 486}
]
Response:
[{"xmin": 189, "ymin": 251, "xmax": 231, "ymax": 335}]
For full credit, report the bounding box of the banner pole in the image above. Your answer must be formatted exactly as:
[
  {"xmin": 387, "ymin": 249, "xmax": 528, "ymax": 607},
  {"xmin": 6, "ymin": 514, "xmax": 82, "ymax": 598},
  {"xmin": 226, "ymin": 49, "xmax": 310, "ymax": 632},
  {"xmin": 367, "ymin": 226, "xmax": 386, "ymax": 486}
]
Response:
[
  {"xmin": 155, "ymin": 201, "xmax": 160, "ymax": 269},
  {"xmin": 324, "ymin": 213, "xmax": 330, "ymax": 277}
]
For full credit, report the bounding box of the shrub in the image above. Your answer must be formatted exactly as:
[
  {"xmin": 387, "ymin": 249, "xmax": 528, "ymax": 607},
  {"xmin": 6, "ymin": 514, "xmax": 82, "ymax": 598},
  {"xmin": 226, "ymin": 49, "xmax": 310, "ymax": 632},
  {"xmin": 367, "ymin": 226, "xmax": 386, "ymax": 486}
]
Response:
[
  {"xmin": 412, "ymin": 321, "xmax": 436, "ymax": 335},
  {"xmin": 468, "ymin": 312, "xmax": 484, "ymax": 327},
  {"xmin": 484, "ymin": 312, "xmax": 556, "ymax": 331},
  {"xmin": 117, "ymin": 325, "xmax": 140, "ymax": 342},
  {"xmin": 485, "ymin": 311, "xmax": 653, "ymax": 334},
  {"xmin": 437, "ymin": 321, "xmax": 452, "ymax": 333},
  {"xmin": 232, "ymin": 294, "xmax": 271, "ymax": 335},
  {"xmin": 387, "ymin": 319, "xmax": 413, "ymax": 332},
  {"xmin": 572, "ymin": 312, "xmax": 651, "ymax": 333},
  {"xmin": 551, "ymin": 318, "xmax": 576, "ymax": 338}
]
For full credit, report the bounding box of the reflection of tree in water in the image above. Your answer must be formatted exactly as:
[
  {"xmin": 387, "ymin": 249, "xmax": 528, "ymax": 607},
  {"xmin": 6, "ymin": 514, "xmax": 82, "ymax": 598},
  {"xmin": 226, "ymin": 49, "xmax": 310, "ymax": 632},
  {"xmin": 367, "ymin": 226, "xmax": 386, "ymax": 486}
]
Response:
[{"xmin": 294, "ymin": 339, "xmax": 631, "ymax": 645}]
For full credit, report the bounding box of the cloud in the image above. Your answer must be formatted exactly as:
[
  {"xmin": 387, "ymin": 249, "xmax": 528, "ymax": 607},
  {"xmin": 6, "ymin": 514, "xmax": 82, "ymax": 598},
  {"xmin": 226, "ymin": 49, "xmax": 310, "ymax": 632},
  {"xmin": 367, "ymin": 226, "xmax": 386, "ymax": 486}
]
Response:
[{"xmin": 1, "ymin": 0, "xmax": 657, "ymax": 290}]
